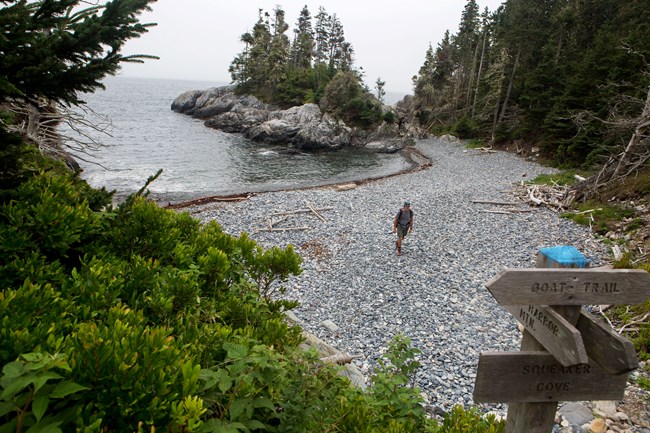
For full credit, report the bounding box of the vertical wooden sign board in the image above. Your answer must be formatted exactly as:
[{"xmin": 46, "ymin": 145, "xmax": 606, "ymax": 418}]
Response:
[{"xmin": 509, "ymin": 246, "xmax": 586, "ymax": 433}]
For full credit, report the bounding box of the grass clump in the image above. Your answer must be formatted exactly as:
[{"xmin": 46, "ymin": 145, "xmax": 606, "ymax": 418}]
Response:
[
  {"xmin": 528, "ymin": 171, "xmax": 587, "ymax": 187},
  {"xmin": 560, "ymin": 201, "xmax": 636, "ymax": 234},
  {"xmin": 465, "ymin": 139, "xmax": 486, "ymax": 149}
]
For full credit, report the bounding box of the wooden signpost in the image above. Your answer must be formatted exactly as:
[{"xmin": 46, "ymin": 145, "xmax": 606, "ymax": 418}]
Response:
[
  {"xmin": 485, "ymin": 268, "xmax": 650, "ymax": 305},
  {"xmin": 501, "ymin": 304, "xmax": 589, "ymax": 366},
  {"xmin": 473, "ymin": 246, "xmax": 650, "ymax": 433},
  {"xmin": 473, "ymin": 352, "xmax": 629, "ymax": 402}
]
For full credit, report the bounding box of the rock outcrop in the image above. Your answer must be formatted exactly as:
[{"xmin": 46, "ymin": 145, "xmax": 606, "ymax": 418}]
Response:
[{"xmin": 172, "ymin": 86, "xmax": 414, "ymax": 152}]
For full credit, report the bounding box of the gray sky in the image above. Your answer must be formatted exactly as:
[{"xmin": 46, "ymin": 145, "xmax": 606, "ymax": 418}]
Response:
[{"xmin": 119, "ymin": 0, "xmax": 504, "ymax": 94}]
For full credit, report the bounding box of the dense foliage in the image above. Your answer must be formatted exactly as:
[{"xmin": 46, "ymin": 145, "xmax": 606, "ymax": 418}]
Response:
[
  {"xmin": 412, "ymin": 0, "xmax": 650, "ymax": 168},
  {"xmin": 228, "ymin": 5, "xmax": 384, "ymax": 127},
  {"xmin": 0, "ymin": 155, "xmax": 507, "ymax": 431},
  {"xmin": 0, "ymin": 0, "xmax": 158, "ymax": 107}
]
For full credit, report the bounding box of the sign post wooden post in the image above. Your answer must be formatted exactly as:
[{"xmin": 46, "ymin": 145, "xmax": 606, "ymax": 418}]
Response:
[
  {"xmin": 507, "ymin": 248, "xmax": 581, "ymax": 433},
  {"xmin": 473, "ymin": 246, "xmax": 650, "ymax": 433}
]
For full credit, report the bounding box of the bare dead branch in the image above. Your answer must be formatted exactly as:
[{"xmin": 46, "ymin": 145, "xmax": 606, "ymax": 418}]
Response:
[{"xmin": 618, "ymin": 312, "xmax": 650, "ymax": 334}]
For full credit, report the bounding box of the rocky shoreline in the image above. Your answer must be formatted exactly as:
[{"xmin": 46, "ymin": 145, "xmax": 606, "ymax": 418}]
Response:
[
  {"xmin": 171, "ymin": 85, "xmax": 416, "ymax": 152},
  {"xmin": 182, "ymin": 137, "xmax": 649, "ymax": 432}
]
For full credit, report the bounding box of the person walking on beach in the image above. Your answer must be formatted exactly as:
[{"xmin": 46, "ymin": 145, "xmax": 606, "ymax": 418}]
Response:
[{"xmin": 393, "ymin": 201, "xmax": 413, "ymax": 256}]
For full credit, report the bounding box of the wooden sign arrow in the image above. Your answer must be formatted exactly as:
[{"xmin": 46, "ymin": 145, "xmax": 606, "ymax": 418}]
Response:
[
  {"xmin": 577, "ymin": 310, "xmax": 638, "ymax": 374},
  {"xmin": 473, "ymin": 352, "xmax": 629, "ymax": 403},
  {"xmin": 485, "ymin": 268, "xmax": 650, "ymax": 305},
  {"xmin": 504, "ymin": 305, "xmax": 588, "ymax": 366}
]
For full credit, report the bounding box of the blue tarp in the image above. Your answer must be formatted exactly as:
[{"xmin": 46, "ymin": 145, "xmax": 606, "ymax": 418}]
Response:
[{"xmin": 539, "ymin": 246, "xmax": 590, "ymax": 268}]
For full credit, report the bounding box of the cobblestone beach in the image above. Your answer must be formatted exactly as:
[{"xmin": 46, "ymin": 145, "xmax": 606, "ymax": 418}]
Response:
[{"xmin": 184, "ymin": 138, "xmax": 645, "ymax": 430}]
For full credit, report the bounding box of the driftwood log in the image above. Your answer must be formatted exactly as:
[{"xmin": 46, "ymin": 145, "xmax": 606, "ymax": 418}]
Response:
[{"xmin": 254, "ymin": 203, "xmax": 334, "ymax": 233}]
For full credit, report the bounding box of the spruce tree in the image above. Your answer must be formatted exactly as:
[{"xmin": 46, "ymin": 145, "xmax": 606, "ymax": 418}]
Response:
[
  {"xmin": 267, "ymin": 6, "xmax": 290, "ymax": 92},
  {"xmin": 454, "ymin": 0, "xmax": 480, "ymax": 111},
  {"xmin": 0, "ymin": 0, "xmax": 157, "ymax": 108},
  {"xmin": 291, "ymin": 5, "xmax": 314, "ymax": 69},
  {"xmin": 314, "ymin": 7, "xmax": 331, "ymax": 66}
]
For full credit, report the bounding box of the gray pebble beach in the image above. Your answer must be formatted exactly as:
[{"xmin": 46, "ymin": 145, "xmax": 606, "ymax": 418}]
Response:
[{"xmin": 188, "ymin": 137, "xmax": 609, "ymax": 414}]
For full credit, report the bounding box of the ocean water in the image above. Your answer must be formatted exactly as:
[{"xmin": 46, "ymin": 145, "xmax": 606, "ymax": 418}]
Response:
[{"xmin": 71, "ymin": 76, "xmax": 412, "ymax": 204}]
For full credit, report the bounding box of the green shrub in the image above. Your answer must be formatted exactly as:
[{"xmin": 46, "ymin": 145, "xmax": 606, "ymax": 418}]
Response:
[
  {"xmin": 66, "ymin": 305, "xmax": 201, "ymax": 431},
  {"xmin": 320, "ymin": 71, "xmax": 383, "ymax": 128},
  {"xmin": 0, "ymin": 352, "xmax": 92, "ymax": 433},
  {"xmin": 0, "ymin": 171, "xmax": 306, "ymax": 431},
  {"xmin": 560, "ymin": 201, "xmax": 635, "ymax": 234},
  {"xmin": 430, "ymin": 405, "xmax": 505, "ymax": 433},
  {"xmin": 465, "ymin": 139, "xmax": 485, "ymax": 149},
  {"xmin": 452, "ymin": 117, "xmax": 478, "ymax": 139},
  {"xmin": 383, "ymin": 110, "xmax": 396, "ymax": 124},
  {"xmin": 528, "ymin": 171, "xmax": 585, "ymax": 186},
  {"xmin": 368, "ymin": 335, "xmax": 426, "ymax": 426},
  {"xmin": 1, "ymin": 168, "xmax": 511, "ymax": 431}
]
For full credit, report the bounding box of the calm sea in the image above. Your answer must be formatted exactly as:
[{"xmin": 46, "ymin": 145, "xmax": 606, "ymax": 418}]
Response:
[{"xmin": 72, "ymin": 76, "xmax": 412, "ymax": 204}]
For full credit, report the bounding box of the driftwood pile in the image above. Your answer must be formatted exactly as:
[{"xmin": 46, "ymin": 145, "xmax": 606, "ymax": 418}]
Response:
[
  {"xmin": 473, "ymin": 174, "xmax": 586, "ymax": 214},
  {"xmin": 516, "ymin": 183, "xmax": 575, "ymax": 212},
  {"xmin": 254, "ymin": 200, "xmax": 333, "ymax": 233}
]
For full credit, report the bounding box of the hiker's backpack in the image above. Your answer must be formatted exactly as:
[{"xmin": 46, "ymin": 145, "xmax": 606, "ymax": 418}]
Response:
[{"xmin": 397, "ymin": 208, "xmax": 413, "ymax": 220}]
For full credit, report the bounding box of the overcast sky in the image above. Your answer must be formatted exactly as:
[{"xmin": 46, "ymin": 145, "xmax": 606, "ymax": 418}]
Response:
[{"xmin": 119, "ymin": 0, "xmax": 504, "ymax": 94}]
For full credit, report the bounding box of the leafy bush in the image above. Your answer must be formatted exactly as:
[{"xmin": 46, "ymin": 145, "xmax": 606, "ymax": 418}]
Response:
[
  {"xmin": 0, "ymin": 352, "xmax": 91, "ymax": 433},
  {"xmin": 430, "ymin": 405, "xmax": 505, "ymax": 433},
  {"xmin": 1, "ymin": 166, "xmax": 510, "ymax": 431},
  {"xmin": 0, "ymin": 170, "xmax": 305, "ymax": 431}
]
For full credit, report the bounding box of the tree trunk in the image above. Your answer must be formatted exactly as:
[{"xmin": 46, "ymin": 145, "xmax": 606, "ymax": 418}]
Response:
[
  {"xmin": 498, "ymin": 44, "xmax": 520, "ymax": 125},
  {"xmin": 554, "ymin": 33, "xmax": 563, "ymax": 65},
  {"xmin": 472, "ymin": 31, "xmax": 488, "ymax": 117},
  {"xmin": 491, "ymin": 50, "xmax": 508, "ymax": 137},
  {"xmin": 466, "ymin": 37, "xmax": 482, "ymax": 115},
  {"xmin": 27, "ymin": 100, "xmax": 41, "ymax": 141}
]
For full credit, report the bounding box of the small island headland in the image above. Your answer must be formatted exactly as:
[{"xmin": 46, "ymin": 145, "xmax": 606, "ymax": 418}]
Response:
[{"xmin": 171, "ymin": 85, "xmax": 417, "ymax": 153}]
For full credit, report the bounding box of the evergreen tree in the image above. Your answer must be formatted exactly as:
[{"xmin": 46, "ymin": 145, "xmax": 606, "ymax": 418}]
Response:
[
  {"xmin": 229, "ymin": 4, "xmax": 370, "ymax": 123},
  {"xmin": 412, "ymin": 0, "xmax": 650, "ymax": 169},
  {"xmin": 454, "ymin": 0, "xmax": 480, "ymax": 112},
  {"xmin": 290, "ymin": 5, "xmax": 314, "ymax": 69},
  {"xmin": 267, "ymin": 6, "xmax": 290, "ymax": 92},
  {"xmin": 375, "ymin": 77, "xmax": 386, "ymax": 104},
  {"xmin": 0, "ymin": 0, "xmax": 157, "ymax": 108},
  {"xmin": 413, "ymin": 32, "xmax": 455, "ymax": 126},
  {"xmin": 320, "ymin": 71, "xmax": 382, "ymax": 128},
  {"xmin": 314, "ymin": 7, "xmax": 330, "ymax": 66},
  {"xmin": 471, "ymin": 8, "xmax": 495, "ymax": 117},
  {"xmin": 328, "ymin": 14, "xmax": 345, "ymax": 69},
  {"xmin": 229, "ymin": 9, "xmax": 272, "ymax": 95}
]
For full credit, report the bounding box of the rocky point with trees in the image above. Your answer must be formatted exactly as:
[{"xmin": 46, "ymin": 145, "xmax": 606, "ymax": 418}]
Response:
[{"xmin": 172, "ymin": 5, "xmax": 414, "ymax": 153}]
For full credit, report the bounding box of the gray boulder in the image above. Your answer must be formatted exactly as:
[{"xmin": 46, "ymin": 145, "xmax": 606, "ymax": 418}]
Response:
[
  {"xmin": 170, "ymin": 89, "xmax": 204, "ymax": 114},
  {"xmin": 205, "ymin": 109, "xmax": 270, "ymax": 134},
  {"xmin": 559, "ymin": 402, "xmax": 594, "ymax": 426},
  {"xmin": 247, "ymin": 118, "xmax": 301, "ymax": 144},
  {"xmin": 246, "ymin": 104, "xmax": 351, "ymax": 150}
]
